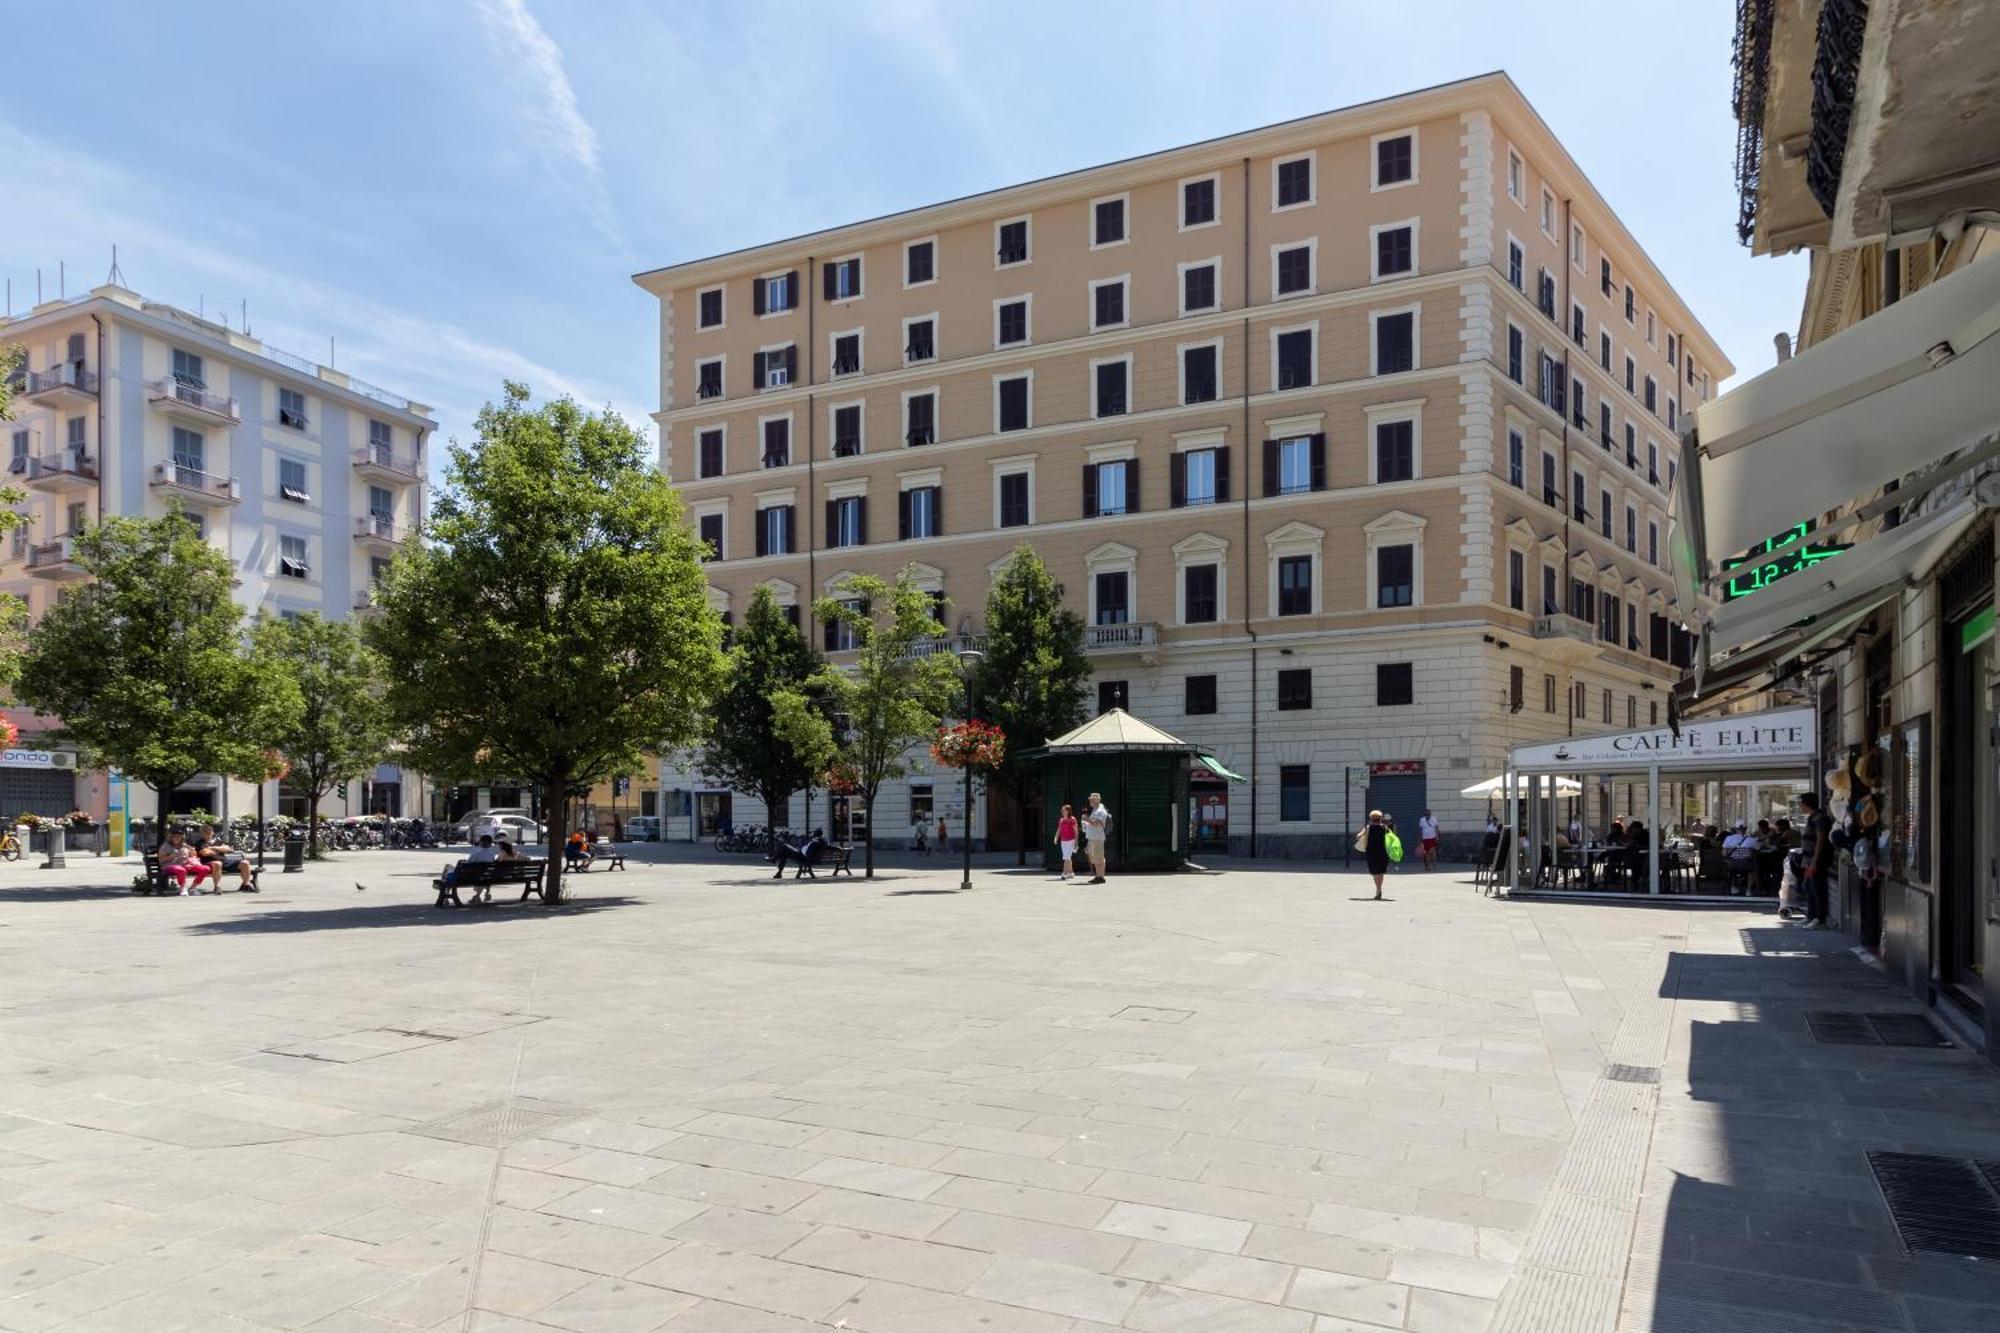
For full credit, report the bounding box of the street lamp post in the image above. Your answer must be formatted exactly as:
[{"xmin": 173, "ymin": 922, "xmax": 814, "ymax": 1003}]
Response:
[{"xmin": 955, "ymin": 647, "xmax": 984, "ymax": 891}]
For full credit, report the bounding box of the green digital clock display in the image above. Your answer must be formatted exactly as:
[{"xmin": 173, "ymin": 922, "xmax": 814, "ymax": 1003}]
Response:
[{"xmin": 1720, "ymin": 522, "xmax": 1850, "ymax": 601}]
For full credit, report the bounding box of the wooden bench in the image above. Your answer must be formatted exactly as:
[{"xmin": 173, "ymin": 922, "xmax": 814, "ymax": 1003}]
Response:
[
  {"xmin": 433, "ymin": 859, "xmax": 550, "ymax": 908},
  {"xmin": 783, "ymin": 842, "xmax": 852, "ymax": 879},
  {"xmin": 139, "ymin": 850, "xmax": 259, "ymax": 895},
  {"xmin": 590, "ymin": 840, "xmax": 625, "ymax": 871}
]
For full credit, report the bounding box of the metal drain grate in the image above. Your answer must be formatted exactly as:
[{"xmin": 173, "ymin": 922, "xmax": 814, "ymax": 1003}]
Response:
[
  {"xmin": 410, "ymin": 1098, "xmax": 590, "ymax": 1147},
  {"xmin": 1603, "ymin": 1064, "xmax": 1660, "ymax": 1084},
  {"xmin": 1869, "ymin": 1151, "xmax": 2000, "ymax": 1259},
  {"xmin": 1806, "ymin": 1011, "xmax": 1951, "ymax": 1047}
]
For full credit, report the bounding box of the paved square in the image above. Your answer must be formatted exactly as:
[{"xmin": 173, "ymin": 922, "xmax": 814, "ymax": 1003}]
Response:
[{"xmin": 2, "ymin": 847, "xmax": 1999, "ymax": 1330}]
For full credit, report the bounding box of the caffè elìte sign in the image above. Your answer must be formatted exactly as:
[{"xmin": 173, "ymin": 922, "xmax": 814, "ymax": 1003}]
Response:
[{"xmin": 1510, "ymin": 707, "xmax": 1816, "ymax": 773}]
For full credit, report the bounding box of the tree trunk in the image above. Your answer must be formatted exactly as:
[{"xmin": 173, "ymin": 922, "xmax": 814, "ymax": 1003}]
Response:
[
  {"xmin": 543, "ymin": 779, "xmax": 568, "ymax": 904},
  {"xmin": 764, "ymin": 793, "xmax": 788, "ymax": 839},
  {"xmin": 862, "ymin": 786, "xmax": 876, "ymax": 878},
  {"xmin": 307, "ymin": 791, "xmax": 321, "ymax": 861},
  {"xmin": 157, "ymin": 783, "xmax": 171, "ymax": 852},
  {"xmin": 1013, "ymin": 773, "xmax": 1030, "ymax": 866}
]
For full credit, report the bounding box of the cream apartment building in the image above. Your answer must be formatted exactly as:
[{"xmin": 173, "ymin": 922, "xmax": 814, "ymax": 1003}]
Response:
[
  {"xmin": 0, "ymin": 284, "xmax": 431, "ymax": 823},
  {"xmin": 635, "ymin": 72, "xmax": 1731, "ymax": 857}
]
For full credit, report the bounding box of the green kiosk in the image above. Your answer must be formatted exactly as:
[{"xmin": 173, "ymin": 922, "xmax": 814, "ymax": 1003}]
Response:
[{"xmin": 1024, "ymin": 709, "xmax": 1243, "ymax": 872}]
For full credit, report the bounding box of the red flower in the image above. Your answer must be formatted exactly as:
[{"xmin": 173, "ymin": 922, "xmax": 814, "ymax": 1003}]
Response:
[
  {"xmin": 0, "ymin": 715, "xmax": 17, "ymax": 750},
  {"xmin": 932, "ymin": 720, "xmax": 1006, "ymax": 772}
]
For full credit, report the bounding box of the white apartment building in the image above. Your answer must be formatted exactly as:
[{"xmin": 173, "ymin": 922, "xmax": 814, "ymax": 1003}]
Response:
[{"xmin": 0, "ymin": 284, "xmax": 432, "ymax": 822}]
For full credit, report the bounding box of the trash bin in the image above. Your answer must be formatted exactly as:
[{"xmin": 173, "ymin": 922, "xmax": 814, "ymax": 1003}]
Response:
[
  {"xmin": 283, "ymin": 827, "xmax": 306, "ymax": 873},
  {"xmin": 40, "ymin": 825, "xmax": 66, "ymax": 871}
]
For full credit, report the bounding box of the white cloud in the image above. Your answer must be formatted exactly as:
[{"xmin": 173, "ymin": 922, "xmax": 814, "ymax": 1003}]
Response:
[{"xmin": 471, "ymin": 0, "xmax": 625, "ymax": 251}]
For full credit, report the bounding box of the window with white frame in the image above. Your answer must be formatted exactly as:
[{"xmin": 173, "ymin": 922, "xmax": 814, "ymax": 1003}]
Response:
[
  {"xmin": 1181, "ymin": 174, "xmax": 1218, "ymax": 228},
  {"xmin": 831, "ymin": 403, "xmax": 863, "ymax": 457},
  {"xmin": 278, "ymin": 387, "xmax": 308, "ymax": 430},
  {"xmin": 1091, "ymin": 194, "xmax": 1128, "ymax": 247},
  {"xmin": 1540, "ymin": 187, "xmax": 1556, "ymax": 237},
  {"xmin": 904, "ymin": 316, "xmax": 936, "ymax": 363},
  {"xmin": 997, "ymin": 469, "xmax": 1031, "ymax": 528},
  {"xmin": 995, "ymin": 297, "xmax": 1029, "ymax": 347},
  {"xmin": 279, "ymin": 534, "xmax": 310, "ymax": 579},
  {"xmin": 1373, "ymin": 221, "xmax": 1414, "ymax": 280},
  {"xmin": 904, "ymin": 238, "xmax": 935, "ymax": 287},
  {"xmin": 904, "ymin": 390, "xmax": 937, "ymax": 446},
  {"xmin": 698, "ymin": 287, "xmax": 724, "ymax": 329},
  {"xmin": 1506, "ymin": 323, "xmax": 1523, "ymax": 383},
  {"xmin": 1374, "ymin": 131, "xmax": 1414, "ymax": 188},
  {"xmin": 695, "ymin": 356, "xmax": 724, "ymax": 400},
  {"xmin": 899, "ymin": 482, "xmax": 940, "ymax": 540},
  {"xmin": 1181, "ymin": 342, "xmax": 1219, "ymax": 404},
  {"xmin": 1274, "ymin": 326, "xmax": 1315, "ymax": 390},
  {"xmin": 279, "ymin": 457, "xmax": 309, "ymax": 503},
  {"xmin": 1373, "ymin": 308, "xmax": 1416, "ymax": 375},
  {"xmin": 996, "ymin": 374, "xmax": 1031, "ymax": 432},
  {"xmin": 824, "ymin": 256, "xmax": 862, "ymax": 301},
  {"xmin": 1373, "ymin": 416, "xmax": 1415, "ymax": 483},
  {"xmin": 1174, "ymin": 442, "xmax": 1227, "ymax": 507},
  {"xmin": 1274, "ymin": 242, "xmax": 1313, "ymax": 297},
  {"xmin": 1508, "ymin": 239, "xmax": 1524, "ymax": 289},
  {"xmin": 762, "ymin": 417, "xmax": 791, "ymax": 468},
  {"xmin": 756, "ymin": 270, "xmax": 797, "ymax": 314},
  {"xmin": 1507, "ymin": 148, "xmax": 1523, "ymax": 202},
  {"xmin": 828, "ymin": 493, "xmax": 866, "ymax": 548},
  {"xmin": 1090, "ymin": 276, "xmax": 1128, "ymax": 330},
  {"xmin": 996, "ymin": 217, "xmax": 1029, "ymax": 266},
  {"xmin": 1274, "ymin": 152, "xmax": 1313, "ymax": 209},
  {"xmin": 753, "ymin": 344, "xmax": 797, "ymax": 389},
  {"xmin": 1093, "ymin": 357, "xmax": 1130, "ymax": 417},
  {"xmin": 1180, "ymin": 259, "xmax": 1218, "ymax": 315},
  {"xmin": 1508, "ymin": 428, "xmax": 1525, "ymax": 487},
  {"xmin": 698, "ymin": 427, "xmax": 724, "ymax": 479},
  {"xmin": 1268, "ymin": 522, "xmax": 1323, "ymax": 617},
  {"xmin": 831, "ymin": 331, "xmax": 861, "ymax": 376}
]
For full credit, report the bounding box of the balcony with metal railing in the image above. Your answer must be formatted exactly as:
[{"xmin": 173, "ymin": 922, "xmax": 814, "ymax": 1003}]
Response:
[
  {"xmin": 25, "ymin": 452, "xmax": 98, "ymax": 492},
  {"xmin": 26, "ymin": 534, "xmax": 87, "ymax": 580},
  {"xmin": 354, "ymin": 515, "xmax": 411, "ymax": 548},
  {"xmin": 147, "ymin": 378, "xmax": 241, "ymax": 426},
  {"xmin": 903, "ymin": 632, "xmax": 989, "ymax": 661},
  {"xmin": 352, "ymin": 446, "xmax": 423, "ymax": 486},
  {"xmin": 150, "ymin": 461, "xmax": 242, "ymax": 506},
  {"xmin": 22, "ymin": 364, "xmax": 98, "ymax": 407},
  {"xmin": 1531, "ymin": 612, "xmax": 1600, "ymax": 661}
]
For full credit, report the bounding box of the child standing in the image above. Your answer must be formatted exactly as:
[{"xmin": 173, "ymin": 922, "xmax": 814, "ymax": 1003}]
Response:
[{"xmin": 1055, "ymin": 804, "xmax": 1079, "ymax": 881}]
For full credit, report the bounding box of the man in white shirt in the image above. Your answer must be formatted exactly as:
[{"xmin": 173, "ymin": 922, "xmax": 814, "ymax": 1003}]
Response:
[
  {"xmin": 1083, "ymin": 793, "xmax": 1110, "ymax": 884},
  {"xmin": 1418, "ymin": 810, "xmax": 1440, "ymax": 871}
]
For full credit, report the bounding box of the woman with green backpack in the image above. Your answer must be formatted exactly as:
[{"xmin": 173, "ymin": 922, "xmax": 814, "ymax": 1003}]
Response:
[{"xmin": 1356, "ymin": 809, "xmax": 1398, "ymax": 900}]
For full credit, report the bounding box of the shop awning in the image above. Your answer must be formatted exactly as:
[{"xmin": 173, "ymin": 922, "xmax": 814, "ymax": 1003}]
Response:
[
  {"xmin": 1197, "ymin": 755, "xmax": 1248, "ymax": 782},
  {"xmin": 1682, "ymin": 590, "xmax": 1894, "ymax": 705},
  {"xmin": 1461, "ymin": 774, "xmax": 1582, "ymax": 797},
  {"xmin": 1703, "ymin": 496, "xmax": 1980, "ymax": 656},
  {"xmin": 1677, "ymin": 253, "xmax": 2000, "ymax": 583}
]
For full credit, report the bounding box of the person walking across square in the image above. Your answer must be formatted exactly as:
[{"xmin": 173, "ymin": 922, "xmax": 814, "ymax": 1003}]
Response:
[
  {"xmin": 1359, "ymin": 809, "xmax": 1390, "ymax": 900},
  {"xmin": 1418, "ymin": 810, "xmax": 1439, "ymax": 872},
  {"xmin": 1083, "ymin": 793, "xmax": 1110, "ymax": 884}
]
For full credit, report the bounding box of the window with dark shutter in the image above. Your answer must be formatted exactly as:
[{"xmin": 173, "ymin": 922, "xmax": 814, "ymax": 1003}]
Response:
[
  {"xmin": 699, "ymin": 289, "xmax": 723, "ymax": 328},
  {"xmin": 1376, "ymin": 545, "xmax": 1414, "ymax": 607},
  {"xmin": 1183, "ymin": 564, "xmax": 1218, "ymax": 623},
  {"xmin": 997, "ymin": 219, "xmax": 1028, "ymax": 264},
  {"xmin": 1276, "ymin": 156, "xmax": 1311, "ymax": 207},
  {"xmin": 1183, "ymin": 178, "xmax": 1216, "ymax": 227},
  {"xmin": 1375, "ymin": 226, "xmax": 1412, "ymax": 277},
  {"xmin": 897, "ymin": 485, "xmax": 939, "ymax": 539},
  {"xmin": 1571, "ymin": 304, "xmax": 1585, "ymax": 345},
  {"xmin": 1185, "ymin": 674, "xmax": 1217, "ymax": 715},
  {"xmin": 1094, "ymin": 571, "xmax": 1129, "ymax": 625},
  {"xmin": 1276, "ymin": 329, "xmax": 1313, "ymax": 390},
  {"xmin": 698, "ymin": 428, "xmax": 723, "ymax": 479},
  {"xmin": 833, "ymin": 405, "xmax": 862, "ymax": 457},
  {"xmin": 1093, "ymin": 198, "xmax": 1125, "ymax": 246},
  {"xmin": 905, "ymin": 319, "xmax": 935, "ymax": 362},
  {"xmin": 906, "ymin": 241, "xmax": 934, "ymax": 285},
  {"xmin": 1600, "ymin": 331, "xmax": 1612, "ymax": 370},
  {"xmin": 1093, "ymin": 281, "xmax": 1125, "ymax": 329},
  {"xmin": 1375, "ymin": 420, "xmax": 1413, "ymax": 482},
  {"xmin": 1276, "ymin": 245, "xmax": 1311, "ymax": 295},
  {"xmin": 699, "ymin": 513, "xmax": 724, "ymax": 560},
  {"xmin": 832, "ymin": 334, "xmax": 860, "ymax": 376},
  {"xmin": 998, "ymin": 472, "xmax": 1029, "ymax": 527},
  {"xmin": 1277, "ymin": 668, "xmax": 1312, "ymax": 711},
  {"xmin": 1376, "ymin": 134, "xmax": 1412, "ymax": 186},
  {"xmin": 1508, "ymin": 550, "xmax": 1524, "ymax": 610},
  {"xmin": 697, "ymin": 361, "xmax": 723, "ymax": 399},
  {"xmin": 905, "ymin": 393, "xmax": 935, "ymax": 447},
  {"xmin": 1601, "ymin": 403, "xmax": 1613, "ymax": 449},
  {"xmin": 996, "ymin": 300, "xmax": 1028, "ymax": 345},
  {"xmin": 762, "ymin": 419, "xmax": 789, "ymax": 468},
  {"xmin": 1510, "ymin": 665, "xmax": 1524, "ymax": 710},
  {"xmin": 1508, "ymin": 242, "xmax": 1523, "ymax": 289},
  {"xmin": 1375, "ymin": 662, "xmax": 1413, "ymax": 706},
  {"xmin": 1277, "ymin": 555, "xmax": 1312, "ymax": 615},
  {"xmin": 1095, "ymin": 361, "xmax": 1127, "ymax": 417},
  {"xmin": 1279, "ymin": 766, "xmax": 1310, "ymax": 821},
  {"xmin": 1183, "ymin": 345, "xmax": 1218, "ymax": 404},
  {"xmin": 1183, "ymin": 263, "xmax": 1216, "ymax": 312},
  {"xmin": 1375, "ymin": 312, "xmax": 1414, "ymax": 374},
  {"xmin": 1601, "ymin": 256, "xmax": 1612, "ymax": 296},
  {"xmin": 1507, "ymin": 325, "xmax": 1523, "ymax": 383},
  {"xmin": 823, "ymin": 258, "xmax": 861, "ymax": 301},
  {"xmin": 997, "ymin": 377, "xmax": 1030, "ymax": 432}
]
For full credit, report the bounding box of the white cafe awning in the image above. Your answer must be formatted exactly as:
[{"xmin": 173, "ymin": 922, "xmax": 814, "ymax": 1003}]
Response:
[
  {"xmin": 1460, "ymin": 774, "xmax": 1583, "ymax": 798},
  {"xmin": 1676, "ymin": 253, "xmax": 2000, "ymax": 582},
  {"xmin": 1704, "ymin": 496, "xmax": 1980, "ymax": 656}
]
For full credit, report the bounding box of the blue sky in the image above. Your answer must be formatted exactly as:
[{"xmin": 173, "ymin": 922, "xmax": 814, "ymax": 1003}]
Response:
[{"xmin": 1, "ymin": 0, "xmax": 1803, "ymax": 466}]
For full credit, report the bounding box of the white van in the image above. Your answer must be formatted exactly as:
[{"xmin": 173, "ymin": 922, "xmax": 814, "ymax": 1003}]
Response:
[{"xmin": 624, "ymin": 816, "xmax": 662, "ymax": 842}]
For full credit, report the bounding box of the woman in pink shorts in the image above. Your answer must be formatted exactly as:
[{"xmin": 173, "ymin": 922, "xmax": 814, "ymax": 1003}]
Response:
[{"xmin": 159, "ymin": 830, "xmax": 212, "ymax": 895}]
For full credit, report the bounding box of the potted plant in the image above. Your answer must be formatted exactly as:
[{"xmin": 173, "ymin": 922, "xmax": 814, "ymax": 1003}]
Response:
[
  {"xmin": 16, "ymin": 812, "xmax": 47, "ymax": 853},
  {"xmin": 64, "ymin": 809, "xmax": 98, "ymax": 855}
]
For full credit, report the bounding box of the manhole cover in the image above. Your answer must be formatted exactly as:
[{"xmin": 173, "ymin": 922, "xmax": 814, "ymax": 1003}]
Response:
[
  {"xmin": 1113, "ymin": 1005, "xmax": 1193, "ymax": 1024},
  {"xmin": 1603, "ymin": 1064, "xmax": 1660, "ymax": 1084},
  {"xmin": 1806, "ymin": 1011, "xmax": 1950, "ymax": 1047},
  {"xmin": 1869, "ymin": 1151, "xmax": 2000, "ymax": 1259},
  {"xmin": 410, "ymin": 1098, "xmax": 590, "ymax": 1146}
]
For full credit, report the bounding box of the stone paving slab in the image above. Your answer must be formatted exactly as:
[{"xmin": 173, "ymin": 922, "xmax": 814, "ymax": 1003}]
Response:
[{"xmin": 0, "ymin": 847, "xmax": 1998, "ymax": 1330}]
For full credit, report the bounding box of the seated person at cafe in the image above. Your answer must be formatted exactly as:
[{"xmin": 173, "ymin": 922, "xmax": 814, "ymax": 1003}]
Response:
[
  {"xmin": 1606, "ymin": 819, "xmax": 1627, "ymax": 847},
  {"xmin": 1774, "ymin": 817, "xmax": 1801, "ymax": 850},
  {"xmin": 1722, "ymin": 824, "xmax": 1756, "ymax": 861}
]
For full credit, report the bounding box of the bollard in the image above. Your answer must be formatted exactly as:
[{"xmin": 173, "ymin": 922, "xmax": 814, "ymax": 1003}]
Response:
[
  {"xmin": 40, "ymin": 825, "xmax": 66, "ymax": 871},
  {"xmin": 283, "ymin": 828, "xmax": 306, "ymax": 872}
]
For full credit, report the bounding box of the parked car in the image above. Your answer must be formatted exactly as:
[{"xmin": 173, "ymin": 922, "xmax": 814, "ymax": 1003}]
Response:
[
  {"xmin": 447, "ymin": 807, "xmax": 534, "ymax": 843},
  {"xmin": 471, "ymin": 813, "xmax": 544, "ymax": 846},
  {"xmin": 624, "ymin": 816, "xmax": 661, "ymax": 842}
]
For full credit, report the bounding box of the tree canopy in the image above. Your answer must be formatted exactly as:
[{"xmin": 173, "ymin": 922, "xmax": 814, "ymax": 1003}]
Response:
[
  {"xmin": 252, "ymin": 612, "xmax": 392, "ymax": 852},
  {"xmin": 797, "ymin": 570, "xmax": 961, "ymax": 876},
  {"xmin": 15, "ymin": 512, "xmax": 299, "ymax": 821},
  {"xmin": 366, "ymin": 382, "xmax": 726, "ymax": 902},
  {"xmin": 974, "ymin": 546, "xmax": 1090, "ymax": 862},
  {"xmin": 700, "ymin": 585, "xmax": 825, "ymax": 830}
]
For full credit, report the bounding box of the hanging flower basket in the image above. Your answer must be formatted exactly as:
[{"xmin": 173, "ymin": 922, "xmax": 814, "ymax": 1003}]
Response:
[
  {"xmin": 263, "ymin": 749, "xmax": 291, "ymax": 782},
  {"xmin": 0, "ymin": 715, "xmax": 18, "ymax": 750},
  {"xmin": 822, "ymin": 760, "xmax": 861, "ymax": 795},
  {"xmin": 931, "ymin": 720, "xmax": 1006, "ymax": 772}
]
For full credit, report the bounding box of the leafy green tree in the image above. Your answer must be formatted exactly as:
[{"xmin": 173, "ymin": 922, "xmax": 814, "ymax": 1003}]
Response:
[
  {"xmin": 367, "ymin": 382, "xmax": 726, "ymax": 903},
  {"xmin": 700, "ymin": 586, "xmax": 826, "ymax": 831},
  {"xmin": 973, "ymin": 546, "xmax": 1091, "ymax": 863},
  {"xmin": 802, "ymin": 570, "xmax": 961, "ymax": 876},
  {"xmin": 253, "ymin": 612, "xmax": 392, "ymax": 857},
  {"xmin": 15, "ymin": 512, "xmax": 300, "ymax": 826}
]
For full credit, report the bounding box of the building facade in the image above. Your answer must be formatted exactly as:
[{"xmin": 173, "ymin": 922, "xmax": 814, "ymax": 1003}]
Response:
[
  {"xmin": 635, "ymin": 73, "xmax": 1730, "ymax": 856},
  {"xmin": 1689, "ymin": 0, "xmax": 2000, "ymax": 1054},
  {"xmin": 0, "ymin": 284, "xmax": 432, "ymax": 822}
]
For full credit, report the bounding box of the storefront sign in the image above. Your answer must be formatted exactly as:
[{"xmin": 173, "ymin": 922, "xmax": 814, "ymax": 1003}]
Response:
[
  {"xmin": 0, "ymin": 749, "xmax": 61, "ymax": 769},
  {"xmin": 1510, "ymin": 706, "xmax": 1816, "ymax": 773},
  {"xmin": 1720, "ymin": 521, "xmax": 1850, "ymax": 602},
  {"xmin": 1368, "ymin": 760, "xmax": 1426, "ymax": 776}
]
